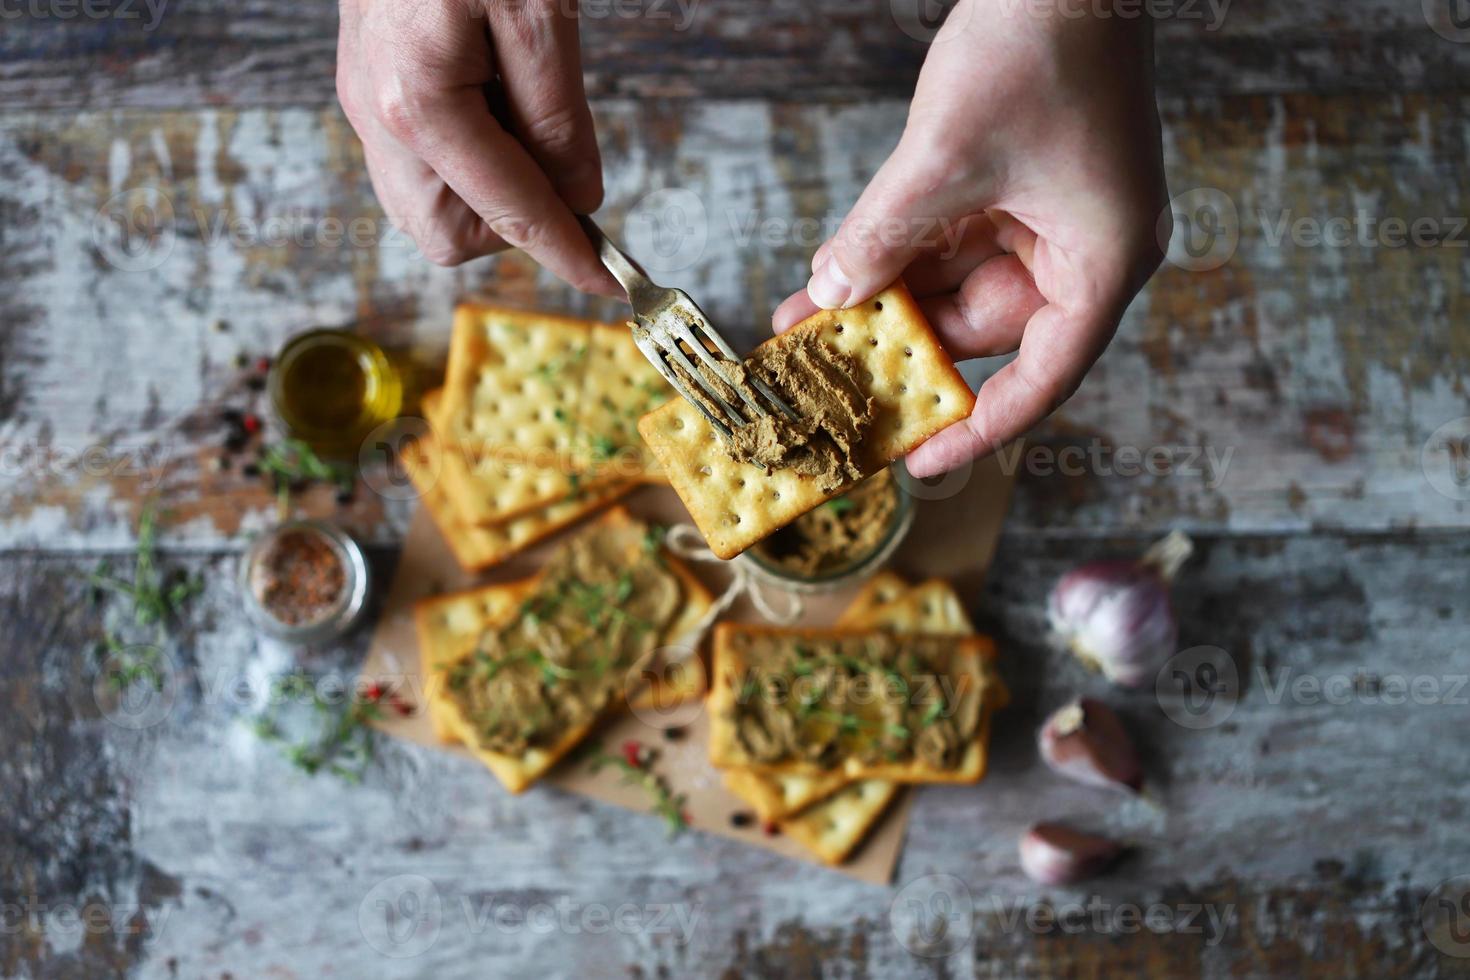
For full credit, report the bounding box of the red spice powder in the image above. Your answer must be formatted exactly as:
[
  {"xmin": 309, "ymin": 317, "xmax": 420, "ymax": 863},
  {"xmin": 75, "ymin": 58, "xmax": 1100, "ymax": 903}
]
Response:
[{"xmin": 251, "ymin": 529, "xmax": 346, "ymax": 626}]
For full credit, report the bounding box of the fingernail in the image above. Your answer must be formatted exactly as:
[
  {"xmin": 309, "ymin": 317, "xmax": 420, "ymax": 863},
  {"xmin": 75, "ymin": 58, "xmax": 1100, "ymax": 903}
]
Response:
[{"xmin": 807, "ymin": 260, "xmax": 851, "ymax": 309}]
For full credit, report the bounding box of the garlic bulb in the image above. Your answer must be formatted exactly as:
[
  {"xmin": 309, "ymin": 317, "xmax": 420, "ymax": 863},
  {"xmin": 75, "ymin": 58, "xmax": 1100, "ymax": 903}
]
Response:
[
  {"xmin": 1019, "ymin": 823, "xmax": 1122, "ymax": 885},
  {"xmin": 1047, "ymin": 530, "xmax": 1193, "ymax": 688},
  {"xmin": 1038, "ymin": 698, "xmax": 1143, "ymax": 793}
]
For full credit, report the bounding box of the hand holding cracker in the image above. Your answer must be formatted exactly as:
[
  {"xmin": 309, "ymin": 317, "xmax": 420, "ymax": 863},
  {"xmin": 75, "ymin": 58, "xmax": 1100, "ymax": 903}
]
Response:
[
  {"xmin": 774, "ymin": 0, "xmax": 1168, "ymax": 478},
  {"xmin": 639, "ymin": 283, "xmax": 973, "ymax": 558}
]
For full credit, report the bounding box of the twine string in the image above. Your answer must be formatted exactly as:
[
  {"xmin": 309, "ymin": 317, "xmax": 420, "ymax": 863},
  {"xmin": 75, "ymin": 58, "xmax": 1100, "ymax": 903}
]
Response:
[{"xmin": 662, "ymin": 523, "xmax": 804, "ymax": 649}]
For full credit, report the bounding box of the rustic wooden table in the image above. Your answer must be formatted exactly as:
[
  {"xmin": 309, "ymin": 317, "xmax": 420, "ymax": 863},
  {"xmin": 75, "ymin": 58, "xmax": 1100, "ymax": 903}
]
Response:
[{"xmin": 3, "ymin": 1, "xmax": 1469, "ymax": 976}]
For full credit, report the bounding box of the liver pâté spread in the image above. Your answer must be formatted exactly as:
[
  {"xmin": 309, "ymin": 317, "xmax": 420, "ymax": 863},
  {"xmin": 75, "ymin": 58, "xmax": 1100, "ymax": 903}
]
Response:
[
  {"xmin": 442, "ymin": 519, "xmax": 681, "ymax": 755},
  {"xmin": 687, "ymin": 332, "xmax": 875, "ymax": 493},
  {"xmin": 728, "ymin": 632, "xmax": 983, "ymax": 771},
  {"xmin": 751, "ymin": 468, "xmax": 899, "ymax": 577}
]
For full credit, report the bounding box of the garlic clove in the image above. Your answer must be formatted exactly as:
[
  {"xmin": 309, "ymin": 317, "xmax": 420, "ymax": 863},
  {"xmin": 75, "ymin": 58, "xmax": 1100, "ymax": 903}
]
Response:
[
  {"xmin": 1019, "ymin": 823, "xmax": 1122, "ymax": 885},
  {"xmin": 1047, "ymin": 531, "xmax": 1193, "ymax": 689},
  {"xmin": 1038, "ymin": 698, "xmax": 1143, "ymax": 793}
]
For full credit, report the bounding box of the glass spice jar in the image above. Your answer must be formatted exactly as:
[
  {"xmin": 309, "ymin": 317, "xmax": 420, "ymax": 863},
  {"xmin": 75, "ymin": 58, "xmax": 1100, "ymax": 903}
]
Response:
[{"xmin": 239, "ymin": 520, "xmax": 370, "ymax": 643}]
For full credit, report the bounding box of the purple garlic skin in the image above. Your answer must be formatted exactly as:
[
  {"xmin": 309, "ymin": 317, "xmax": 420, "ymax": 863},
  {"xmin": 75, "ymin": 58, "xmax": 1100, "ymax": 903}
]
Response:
[
  {"xmin": 1019, "ymin": 823, "xmax": 1123, "ymax": 885},
  {"xmin": 1047, "ymin": 532, "xmax": 1192, "ymax": 689},
  {"xmin": 1039, "ymin": 698, "xmax": 1143, "ymax": 793}
]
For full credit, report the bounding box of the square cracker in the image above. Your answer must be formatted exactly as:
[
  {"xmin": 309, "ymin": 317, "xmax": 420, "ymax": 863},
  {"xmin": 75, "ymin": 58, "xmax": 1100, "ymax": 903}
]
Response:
[
  {"xmin": 403, "ymin": 425, "xmax": 633, "ymax": 574},
  {"xmin": 721, "ymin": 767, "xmax": 853, "ymax": 824},
  {"xmin": 777, "ymin": 778, "xmax": 902, "ymax": 866},
  {"xmin": 843, "ymin": 571, "xmax": 911, "ymax": 622},
  {"xmin": 415, "ymin": 576, "xmax": 542, "ymax": 742},
  {"xmin": 708, "ymin": 623, "xmax": 999, "ymax": 784},
  {"xmin": 423, "ymin": 388, "xmax": 626, "ymax": 526},
  {"xmin": 723, "ymin": 578, "xmax": 1001, "ymax": 864},
  {"xmin": 574, "ymin": 325, "xmax": 672, "ymax": 477},
  {"xmin": 720, "ymin": 574, "xmax": 919, "ymax": 822},
  {"xmin": 723, "ymin": 579, "xmax": 967, "ymax": 821},
  {"xmin": 437, "ymin": 304, "xmax": 669, "ymax": 479},
  {"xmin": 416, "ymin": 578, "xmax": 707, "ymax": 746},
  {"xmin": 637, "ymin": 282, "xmax": 975, "ymax": 558},
  {"xmin": 431, "ymin": 507, "xmax": 716, "ymax": 793}
]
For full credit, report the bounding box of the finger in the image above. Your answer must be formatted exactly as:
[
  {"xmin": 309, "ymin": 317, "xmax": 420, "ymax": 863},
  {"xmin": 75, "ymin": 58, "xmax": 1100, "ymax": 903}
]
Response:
[
  {"xmin": 772, "ymin": 290, "xmax": 821, "ymax": 334},
  {"xmin": 905, "ymin": 299, "xmax": 1116, "ymax": 478},
  {"xmin": 362, "ymin": 131, "xmax": 509, "ymax": 266},
  {"xmin": 805, "ymin": 143, "xmax": 994, "ymax": 311},
  {"xmin": 375, "ymin": 26, "xmax": 617, "ymax": 295},
  {"xmin": 917, "ymin": 253, "xmax": 1046, "ymax": 359},
  {"xmin": 487, "ymin": 0, "xmax": 603, "ymax": 215},
  {"xmin": 986, "ymin": 209, "xmax": 1039, "ymax": 271},
  {"xmin": 902, "ymin": 212, "xmax": 1005, "ymax": 297},
  {"xmin": 392, "ymin": 85, "xmax": 618, "ymax": 294},
  {"xmin": 810, "ymin": 240, "xmax": 832, "ymax": 273}
]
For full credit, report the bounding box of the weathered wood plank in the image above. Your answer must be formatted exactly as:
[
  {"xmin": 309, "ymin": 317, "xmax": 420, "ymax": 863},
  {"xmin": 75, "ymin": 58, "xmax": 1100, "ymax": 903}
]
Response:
[
  {"xmin": 2, "ymin": 94, "xmax": 1466, "ymax": 548},
  {"xmin": 2, "ymin": 0, "xmax": 1470, "ymax": 110},
  {"xmin": 3, "ymin": 531, "xmax": 1466, "ymax": 976}
]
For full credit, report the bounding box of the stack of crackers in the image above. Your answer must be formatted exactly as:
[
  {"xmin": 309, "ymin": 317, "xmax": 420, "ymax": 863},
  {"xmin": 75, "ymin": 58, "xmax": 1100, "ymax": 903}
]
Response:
[
  {"xmin": 712, "ymin": 573, "xmax": 1009, "ymax": 865},
  {"xmin": 404, "ymin": 304, "xmax": 674, "ymax": 572},
  {"xmin": 413, "ymin": 507, "xmax": 716, "ymax": 793}
]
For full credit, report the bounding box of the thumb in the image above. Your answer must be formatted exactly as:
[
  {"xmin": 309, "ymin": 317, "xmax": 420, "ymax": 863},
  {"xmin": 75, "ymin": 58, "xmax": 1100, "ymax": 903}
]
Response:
[{"xmin": 805, "ymin": 145, "xmax": 988, "ymax": 310}]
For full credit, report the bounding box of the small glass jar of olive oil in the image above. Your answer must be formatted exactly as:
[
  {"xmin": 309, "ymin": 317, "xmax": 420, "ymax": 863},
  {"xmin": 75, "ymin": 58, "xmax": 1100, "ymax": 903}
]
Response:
[{"xmin": 268, "ymin": 329, "xmax": 404, "ymax": 458}]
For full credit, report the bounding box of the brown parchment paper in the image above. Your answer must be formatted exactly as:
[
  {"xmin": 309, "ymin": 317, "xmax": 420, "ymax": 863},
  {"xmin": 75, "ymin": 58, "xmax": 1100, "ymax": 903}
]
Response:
[{"xmin": 361, "ymin": 452, "xmax": 1015, "ymax": 884}]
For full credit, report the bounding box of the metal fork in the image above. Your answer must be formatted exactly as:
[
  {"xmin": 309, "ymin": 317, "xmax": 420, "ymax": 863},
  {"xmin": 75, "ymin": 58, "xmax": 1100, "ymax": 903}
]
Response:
[{"xmin": 580, "ymin": 216, "xmax": 797, "ymax": 438}]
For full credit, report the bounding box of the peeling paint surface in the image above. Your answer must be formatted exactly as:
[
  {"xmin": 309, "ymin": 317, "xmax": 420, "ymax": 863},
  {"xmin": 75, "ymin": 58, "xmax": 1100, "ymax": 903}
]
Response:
[
  {"xmin": 3, "ymin": 96, "xmax": 1468, "ymax": 547},
  {"xmin": 4, "ymin": 2, "xmax": 1470, "ymax": 975}
]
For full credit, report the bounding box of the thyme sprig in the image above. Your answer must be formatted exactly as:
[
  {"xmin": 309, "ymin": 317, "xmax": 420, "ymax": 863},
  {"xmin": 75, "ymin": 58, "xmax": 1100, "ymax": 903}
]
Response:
[
  {"xmin": 256, "ymin": 438, "xmax": 355, "ymax": 516},
  {"xmin": 251, "ymin": 673, "xmax": 402, "ymax": 782},
  {"xmin": 588, "ymin": 741, "xmax": 689, "ymax": 837},
  {"xmin": 86, "ymin": 502, "xmax": 202, "ymax": 691}
]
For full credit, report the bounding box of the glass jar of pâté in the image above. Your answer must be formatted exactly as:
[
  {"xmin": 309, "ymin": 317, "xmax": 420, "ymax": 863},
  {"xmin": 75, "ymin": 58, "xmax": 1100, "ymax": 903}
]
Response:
[{"xmin": 740, "ymin": 467, "xmax": 914, "ymax": 594}]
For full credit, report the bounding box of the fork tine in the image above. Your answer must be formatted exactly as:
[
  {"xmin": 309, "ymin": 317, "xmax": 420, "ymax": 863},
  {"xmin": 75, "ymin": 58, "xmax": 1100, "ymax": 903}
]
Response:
[
  {"xmin": 660, "ymin": 333, "xmax": 750, "ymax": 426},
  {"xmin": 631, "ymin": 329, "xmax": 735, "ymax": 437},
  {"xmin": 665, "ymin": 318, "xmax": 778, "ymax": 421},
  {"xmin": 746, "ymin": 375, "xmax": 801, "ymax": 421},
  {"xmin": 686, "ymin": 313, "xmax": 741, "ymax": 361}
]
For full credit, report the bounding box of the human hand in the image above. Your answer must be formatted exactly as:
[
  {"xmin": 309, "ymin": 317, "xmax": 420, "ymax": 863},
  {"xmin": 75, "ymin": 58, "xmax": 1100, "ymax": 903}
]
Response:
[
  {"xmin": 336, "ymin": 0, "xmax": 617, "ymax": 293},
  {"xmin": 773, "ymin": 0, "xmax": 1167, "ymax": 477}
]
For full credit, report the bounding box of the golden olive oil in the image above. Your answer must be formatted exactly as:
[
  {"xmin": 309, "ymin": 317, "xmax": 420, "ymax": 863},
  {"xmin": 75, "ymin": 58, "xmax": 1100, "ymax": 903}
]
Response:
[{"xmin": 269, "ymin": 330, "xmax": 403, "ymax": 458}]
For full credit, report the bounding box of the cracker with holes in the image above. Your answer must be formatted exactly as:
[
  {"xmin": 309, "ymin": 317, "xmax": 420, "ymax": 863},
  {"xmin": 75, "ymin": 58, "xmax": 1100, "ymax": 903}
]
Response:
[
  {"xmin": 403, "ymin": 422, "xmax": 634, "ymax": 573},
  {"xmin": 776, "ymin": 778, "xmax": 901, "ymax": 866},
  {"xmin": 421, "ymin": 389, "xmax": 628, "ymax": 527},
  {"xmin": 708, "ymin": 623, "xmax": 1001, "ymax": 784},
  {"xmin": 429, "ymin": 508, "xmax": 714, "ymax": 793},
  {"xmin": 637, "ymin": 282, "xmax": 974, "ymax": 558},
  {"xmin": 415, "ymin": 576, "xmax": 707, "ymax": 746},
  {"xmin": 721, "ymin": 577, "xmax": 1005, "ymax": 863},
  {"xmin": 415, "ymin": 576, "xmax": 543, "ymax": 742},
  {"xmin": 438, "ymin": 304, "xmax": 670, "ymax": 480},
  {"xmin": 719, "ymin": 573, "xmax": 920, "ymax": 822}
]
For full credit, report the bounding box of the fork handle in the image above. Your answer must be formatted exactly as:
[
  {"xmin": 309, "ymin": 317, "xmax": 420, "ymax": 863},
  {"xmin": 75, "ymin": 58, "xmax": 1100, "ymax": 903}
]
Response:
[{"xmin": 579, "ymin": 215, "xmax": 656, "ymax": 301}]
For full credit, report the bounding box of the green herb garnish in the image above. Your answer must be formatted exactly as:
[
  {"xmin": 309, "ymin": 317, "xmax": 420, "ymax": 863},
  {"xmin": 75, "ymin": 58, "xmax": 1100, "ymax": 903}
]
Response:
[
  {"xmin": 256, "ymin": 438, "xmax": 354, "ymax": 516},
  {"xmin": 589, "ymin": 435, "xmax": 619, "ymax": 461},
  {"xmin": 251, "ymin": 673, "xmax": 391, "ymax": 781},
  {"xmin": 825, "ymin": 497, "xmax": 856, "ymax": 515},
  {"xmin": 86, "ymin": 501, "xmax": 202, "ymax": 691},
  {"xmin": 588, "ymin": 743, "xmax": 689, "ymax": 837}
]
